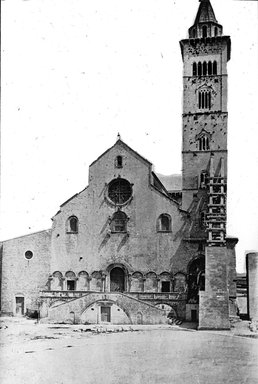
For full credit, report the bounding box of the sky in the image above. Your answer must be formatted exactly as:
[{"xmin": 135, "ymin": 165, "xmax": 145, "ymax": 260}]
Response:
[{"xmin": 1, "ymin": 0, "xmax": 258, "ymax": 272}]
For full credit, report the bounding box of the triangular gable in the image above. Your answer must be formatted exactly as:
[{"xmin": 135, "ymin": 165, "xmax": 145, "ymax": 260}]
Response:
[{"xmin": 89, "ymin": 139, "xmax": 152, "ymax": 168}]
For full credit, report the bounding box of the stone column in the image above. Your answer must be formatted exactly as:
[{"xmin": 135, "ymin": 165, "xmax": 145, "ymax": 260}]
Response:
[
  {"xmin": 246, "ymin": 252, "xmax": 258, "ymax": 322},
  {"xmin": 128, "ymin": 274, "xmax": 132, "ymax": 292},
  {"xmin": 88, "ymin": 276, "xmax": 92, "ymax": 291}
]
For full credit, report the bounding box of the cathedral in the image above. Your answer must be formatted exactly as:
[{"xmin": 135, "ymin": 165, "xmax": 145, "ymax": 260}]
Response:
[{"xmin": 0, "ymin": 0, "xmax": 238, "ymax": 329}]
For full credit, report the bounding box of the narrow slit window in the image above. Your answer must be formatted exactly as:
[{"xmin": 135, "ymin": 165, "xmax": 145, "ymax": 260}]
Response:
[
  {"xmin": 198, "ymin": 62, "xmax": 202, "ymax": 76},
  {"xmin": 203, "ymin": 62, "xmax": 207, "ymax": 76},
  {"xmin": 193, "ymin": 62, "xmax": 197, "ymax": 76},
  {"xmin": 208, "ymin": 61, "xmax": 212, "ymax": 75},
  {"xmin": 213, "ymin": 61, "xmax": 217, "ymax": 75},
  {"xmin": 202, "ymin": 25, "xmax": 207, "ymax": 38},
  {"xmin": 115, "ymin": 156, "xmax": 123, "ymax": 168}
]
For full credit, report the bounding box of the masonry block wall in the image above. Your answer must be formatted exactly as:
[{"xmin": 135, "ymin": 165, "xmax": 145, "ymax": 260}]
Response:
[
  {"xmin": 246, "ymin": 252, "xmax": 258, "ymax": 321},
  {"xmin": 199, "ymin": 246, "xmax": 230, "ymax": 330},
  {"xmin": 50, "ymin": 141, "xmax": 185, "ymax": 279},
  {"xmin": 43, "ymin": 292, "xmax": 168, "ymax": 325},
  {"xmin": 1, "ymin": 230, "xmax": 51, "ymax": 315}
]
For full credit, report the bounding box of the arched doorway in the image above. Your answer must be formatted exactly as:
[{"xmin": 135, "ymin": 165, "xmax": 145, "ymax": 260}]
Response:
[
  {"xmin": 187, "ymin": 257, "xmax": 205, "ymax": 303},
  {"xmin": 110, "ymin": 267, "xmax": 125, "ymax": 292}
]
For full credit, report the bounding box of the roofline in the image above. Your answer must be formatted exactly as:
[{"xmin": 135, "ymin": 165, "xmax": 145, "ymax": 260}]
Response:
[
  {"xmin": 89, "ymin": 139, "xmax": 152, "ymax": 168},
  {"xmin": 0, "ymin": 229, "xmax": 51, "ymax": 243},
  {"xmin": 150, "ymin": 184, "xmax": 180, "ymax": 205}
]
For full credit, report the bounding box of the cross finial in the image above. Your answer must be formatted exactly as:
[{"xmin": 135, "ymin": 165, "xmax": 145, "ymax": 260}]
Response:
[{"xmin": 117, "ymin": 132, "xmax": 121, "ymax": 141}]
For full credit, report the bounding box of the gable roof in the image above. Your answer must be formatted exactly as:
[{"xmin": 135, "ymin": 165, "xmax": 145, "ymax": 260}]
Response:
[
  {"xmin": 90, "ymin": 139, "xmax": 152, "ymax": 168},
  {"xmin": 156, "ymin": 174, "xmax": 182, "ymax": 192}
]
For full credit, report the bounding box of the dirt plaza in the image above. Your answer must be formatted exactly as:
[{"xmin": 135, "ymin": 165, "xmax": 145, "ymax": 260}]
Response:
[{"xmin": 0, "ymin": 317, "xmax": 257, "ymax": 384}]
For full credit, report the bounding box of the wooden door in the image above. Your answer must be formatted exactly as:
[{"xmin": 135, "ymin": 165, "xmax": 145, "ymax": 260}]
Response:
[{"xmin": 101, "ymin": 307, "xmax": 111, "ymax": 322}]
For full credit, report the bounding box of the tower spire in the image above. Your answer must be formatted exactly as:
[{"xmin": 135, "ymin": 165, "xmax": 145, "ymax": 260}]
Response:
[
  {"xmin": 187, "ymin": 0, "xmax": 223, "ymax": 39},
  {"xmin": 195, "ymin": 0, "xmax": 218, "ymax": 25}
]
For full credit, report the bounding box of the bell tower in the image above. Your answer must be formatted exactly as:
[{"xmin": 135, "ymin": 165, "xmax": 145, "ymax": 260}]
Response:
[
  {"xmin": 180, "ymin": 0, "xmax": 233, "ymax": 329},
  {"xmin": 180, "ymin": 0, "xmax": 231, "ymax": 245}
]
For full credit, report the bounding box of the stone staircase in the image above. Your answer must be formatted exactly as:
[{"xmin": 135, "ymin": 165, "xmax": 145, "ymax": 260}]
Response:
[{"xmin": 40, "ymin": 291, "xmax": 168, "ymax": 325}]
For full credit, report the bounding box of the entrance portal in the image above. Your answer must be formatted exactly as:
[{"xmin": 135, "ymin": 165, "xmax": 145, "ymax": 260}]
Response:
[
  {"xmin": 15, "ymin": 297, "xmax": 24, "ymax": 316},
  {"xmin": 101, "ymin": 306, "xmax": 111, "ymax": 322},
  {"xmin": 110, "ymin": 267, "xmax": 125, "ymax": 292}
]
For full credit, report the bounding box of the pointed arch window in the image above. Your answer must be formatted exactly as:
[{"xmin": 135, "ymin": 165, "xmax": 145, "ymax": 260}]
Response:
[
  {"xmin": 110, "ymin": 210, "xmax": 128, "ymax": 233},
  {"xmin": 208, "ymin": 61, "xmax": 212, "ymax": 75},
  {"xmin": 192, "ymin": 62, "xmax": 197, "ymax": 76},
  {"xmin": 198, "ymin": 90, "xmax": 211, "ymax": 110},
  {"xmin": 203, "ymin": 61, "xmax": 207, "ymax": 76},
  {"xmin": 197, "ymin": 62, "xmax": 202, "ymax": 76},
  {"xmin": 67, "ymin": 216, "xmax": 78, "ymax": 233},
  {"xmin": 213, "ymin": 61, "xmax": 217, "ymax": 75},
  {"xmin": 198, "ymin": 136, "xmax": 210, "ymax": 151},
  {"xmin": 157, "ymin": 214, "xmax": 172, "ymax": 232}
]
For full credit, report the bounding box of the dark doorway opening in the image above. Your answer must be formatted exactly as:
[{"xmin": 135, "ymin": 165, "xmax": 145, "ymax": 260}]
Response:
[
  {"xmin": 191, "ymin": 310, "xmax": 197, "ymax": 322},
  {"xmin": 161, "ymin": 281, "xmax": 170, "ymax": 292},
  {"xmin": 110, "ymin": 267, "xmax": 125, "ymax": 292},
  {"xmin": 101, "ymin": 306, "xmax": 111, "ymax": 322},
  {"xmin": 67, "ymin": 280, "xmax": 75, "ymax": 291},
  {"xmin": 16, "ymin": 297, "xmax": 24, "ymax": 316}
]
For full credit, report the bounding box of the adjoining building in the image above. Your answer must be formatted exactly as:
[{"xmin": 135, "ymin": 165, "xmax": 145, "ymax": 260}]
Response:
[{"xmin": 0, "ymin": 0, "xmax": 239, "ymax": 328}]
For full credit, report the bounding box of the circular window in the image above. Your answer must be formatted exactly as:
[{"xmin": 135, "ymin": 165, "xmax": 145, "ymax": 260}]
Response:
[
  {"xmin": 108, "ymin": 178, "xmax": 132, "ymax": 205},
  {"xmin": 25, "ymin": 250, "xmax": 33, "ymax": 260}
]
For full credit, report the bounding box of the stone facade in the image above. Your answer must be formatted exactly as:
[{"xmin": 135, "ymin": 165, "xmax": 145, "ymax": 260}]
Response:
[
  {"xmin": 0, "ymin": 230, "xmax": 51, "ymax": 316},
  {"xmin": 0, "ymin": 1, "xmax": 238, "ymax": 327}
]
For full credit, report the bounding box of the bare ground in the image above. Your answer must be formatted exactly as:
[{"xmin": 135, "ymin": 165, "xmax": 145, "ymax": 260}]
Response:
[{"xmin": 0, "ymin": 317, "xmax": 257, "ymax": 384}]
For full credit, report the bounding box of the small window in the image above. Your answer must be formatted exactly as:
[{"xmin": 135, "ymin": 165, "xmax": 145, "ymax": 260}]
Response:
[
  {"xmin": 161, "ymin": 281, "xmax": 170, "ymax": 292},
  {"xmin": 25, "ymin": 250, "xmax": 33, "ymax": 260},
  {"xmin": 67, "ymin": 280, "xmax": 75, "ymax": 291},
  {"xmin": 158, "ymin": 214, "xmax": 172, "ymax": 232},
  {"xmin": 68, "ymin": 216, "xmax": 78, "ymax": 233},
  {"xmin": 213, "ymin": 61, "xmax": 217, "ymax": 75},
  {"xmin": 197, "ymin": 62, "xmax": 202, "ymax": 76},
  {"xmin": 115, "ymin": 156, "xmax": 123, "ymax": 168},
  {"xmin": 192, "ymin": 62, "xmax": 197, "ymax": 76},
  {"xmin": 208, "ymin": 61, "xmax": 212, "ymax": 75},
  {"xmin": 203, "ymin": 61, "xmax": 207, "ymax": 76},
  {"xmin": 214, "ymin": 27, "xmax": 218, "ymax": 37},
  {"xmin": 192, "ymin": 28, "xmax": 196, "ymax": 38},
  {"xmin": 202, "ymin": 25, "xmax": 207, "ymax": 38},
  {"xmin": 110, "ymin": 210, "xmax": 127, "ymax": 233},
  {"xmin": 198, "ymin": 136, "xmax": 210, "ymax": 151},
  {"xmin": 198, "ymin": 91, "xmax": 211, "ymax": 110}
]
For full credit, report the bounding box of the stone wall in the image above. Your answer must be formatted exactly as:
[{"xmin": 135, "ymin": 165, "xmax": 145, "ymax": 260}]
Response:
[
  {"xmin": 199, "ymin": 246, "xmax": 230, "ymax": 330},
  {"xmin": 41, "ymin": 292, "xmax": 168, "ymax": 325},
  {"xmin": 1, "ymin": 230, "xmax": 51, "ymax": 315},
  {"xmin": 49, "ymin": 140, "xmax": 186, "ymax": 278}
]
